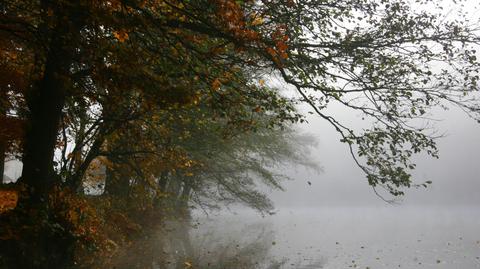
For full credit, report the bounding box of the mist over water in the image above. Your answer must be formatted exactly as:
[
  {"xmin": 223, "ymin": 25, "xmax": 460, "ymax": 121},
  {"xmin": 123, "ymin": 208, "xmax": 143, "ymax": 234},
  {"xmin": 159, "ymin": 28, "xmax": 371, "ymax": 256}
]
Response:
[
  {"xmin": 191, "ymin": 206, "xmax": 480, "ymax": 268},
  {"xmin": 185, "ymin": 103, "xmax": 480, "ymax": 269}
]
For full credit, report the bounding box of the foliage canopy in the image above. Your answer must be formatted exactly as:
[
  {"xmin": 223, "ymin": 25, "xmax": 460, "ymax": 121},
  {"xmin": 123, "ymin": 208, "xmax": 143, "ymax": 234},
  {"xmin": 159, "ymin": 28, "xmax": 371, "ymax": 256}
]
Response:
[{"xmin": 1, "ymin": 0, "xmax": 480, "ymax": 267}]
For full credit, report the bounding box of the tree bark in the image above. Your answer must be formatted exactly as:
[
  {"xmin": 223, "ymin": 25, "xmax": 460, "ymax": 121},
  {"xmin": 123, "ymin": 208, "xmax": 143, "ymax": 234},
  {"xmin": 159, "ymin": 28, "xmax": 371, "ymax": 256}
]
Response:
[
  {"xmin": 0, "ymin": 128, "xmax": 5, "ymax": 184},
  {"xmin": 7, "ymin": 4, "xmax": 86, "ymax": 269},
  {"xmin": 21, "ymin": 52, "xmax": 69, "ymax": 197},
  {"xmin": 104, "ymin": 161, "xmax": 130, "ymax": 198},
  {"xmin": 0, "ymin": 142, "xmax": 5, "ymax": 183},
  {"xmin": 0, "ymin": 88, "xmax": 7, "ymax": 183},
  {"xmin": 20, "ymin": 4, "xmax": 83, "ymax": 200}
]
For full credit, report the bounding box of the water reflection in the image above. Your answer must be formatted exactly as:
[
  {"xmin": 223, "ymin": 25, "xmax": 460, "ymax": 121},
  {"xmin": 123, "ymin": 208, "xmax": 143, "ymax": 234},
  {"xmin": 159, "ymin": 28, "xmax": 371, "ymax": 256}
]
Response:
[
  {"xmin": 115, "ymin": 218, "xmax": 325, "ymax": 269},
  {"xmin": 110, "ymin": 206, "xmax": 480, "ymax": 269},
  {"xmin": 189, "ymin": 213, "xmax": 326, "ymax": 269}
]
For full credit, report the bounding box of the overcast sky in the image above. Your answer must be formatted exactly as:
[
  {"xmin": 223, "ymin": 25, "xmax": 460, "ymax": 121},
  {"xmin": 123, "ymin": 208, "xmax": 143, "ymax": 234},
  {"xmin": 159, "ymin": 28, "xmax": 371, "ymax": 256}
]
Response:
[
  {"xmin": 269, "ymin": 0, "xmax": 480, "ymax": 208},
  {"xmin": 268, "ymin": 102, "xmax": 480, "ymax": 208}
]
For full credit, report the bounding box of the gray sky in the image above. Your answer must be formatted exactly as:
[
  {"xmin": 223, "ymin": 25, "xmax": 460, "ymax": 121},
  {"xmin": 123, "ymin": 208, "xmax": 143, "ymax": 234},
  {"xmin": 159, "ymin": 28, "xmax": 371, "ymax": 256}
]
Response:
[
  {"xmin": 266, "ymin": 0, "xmax": 480, "ymax": 208},
  {"xmin": 269, "ymin": 96, "xmax": 480, "ymax": 208}
]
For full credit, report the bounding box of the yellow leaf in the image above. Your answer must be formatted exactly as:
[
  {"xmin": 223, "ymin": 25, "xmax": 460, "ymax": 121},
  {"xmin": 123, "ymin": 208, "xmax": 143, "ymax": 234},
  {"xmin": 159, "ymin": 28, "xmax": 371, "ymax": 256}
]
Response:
[{"xmin": 251, "ymin": 16, "xmax": 264, "ymax": 26}]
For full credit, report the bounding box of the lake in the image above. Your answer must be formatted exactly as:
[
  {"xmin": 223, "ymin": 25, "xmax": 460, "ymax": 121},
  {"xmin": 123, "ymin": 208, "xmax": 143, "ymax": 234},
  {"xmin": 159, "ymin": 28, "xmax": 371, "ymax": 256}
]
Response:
[{"xmin": 190, "ymin": 206, "xmax": 480, "ymax": 268}]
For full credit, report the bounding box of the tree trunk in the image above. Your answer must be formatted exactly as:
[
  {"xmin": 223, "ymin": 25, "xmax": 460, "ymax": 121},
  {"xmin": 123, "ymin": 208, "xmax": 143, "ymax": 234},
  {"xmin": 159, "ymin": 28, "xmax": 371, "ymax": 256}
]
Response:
[
  {"xmin": 8, "ymin": 4, "xmax": 86, "ymax": 268},
  {"xmin": 0, "ymin": 143, "xmax": 4, "ymax": 183},
  {"xmin": 177, "ymin": 180, "xmax": 192, "ymax": 209},
  {"xmin": 103, "ymin": 151, "xmax": 137, "ymax": 205},
  {"xmin": 0, "ymin": 89, "xmax": 7, "ymax": 183},
  {"xmin": 104, "ymin": 162, "xmax": 130, "ymax": 198},
  {"xmin": 158, "ymin": 171, "xmax": 170, "ymax": 192},
  {"xmin": 21, "ymin": 53, "xmax": 68, "ymax": 197},
  {"xmin": 0, "ymin": 128, "xmax": 5, "ymax": 183}
]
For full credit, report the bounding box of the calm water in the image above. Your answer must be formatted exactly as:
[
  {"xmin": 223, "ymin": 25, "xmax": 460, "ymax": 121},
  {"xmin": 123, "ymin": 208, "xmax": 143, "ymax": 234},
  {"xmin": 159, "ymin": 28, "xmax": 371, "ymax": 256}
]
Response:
[{"xmin": 191, "ymin": 206, "xmax": 480, "ymax": 268}]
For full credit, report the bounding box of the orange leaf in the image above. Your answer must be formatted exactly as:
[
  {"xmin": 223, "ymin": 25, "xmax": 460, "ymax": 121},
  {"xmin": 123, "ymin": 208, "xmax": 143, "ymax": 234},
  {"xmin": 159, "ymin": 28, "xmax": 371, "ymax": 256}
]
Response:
[
  {"xmin": 211, "ymin": 78, "xmax": 222, "ymax": 90},
  {"xmin": 0, "ymin": 190, "xmax": 18, "ymax": 213},
  {"xmin": 113, "ymin": 30, "xmax": 129, "ymax": 42}
]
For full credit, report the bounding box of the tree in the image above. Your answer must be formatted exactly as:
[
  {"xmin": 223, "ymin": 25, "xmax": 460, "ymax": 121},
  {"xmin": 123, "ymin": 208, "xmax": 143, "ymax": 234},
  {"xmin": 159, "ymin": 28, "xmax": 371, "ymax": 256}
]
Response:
[
  {"xmin": 0, "ymin": 38, "xmax": 26, "ymax": 182},
  {"xmin": 2, "ymin": 0, "xmax": 475, "ymax": 204},
  {"xmin": 87, "ymin": 72, "xmax": 305, "ymax": 210},
  {"xmin": 174, "ymin": 113, "xmax": 319, "ymax": 212},
  {"xmin": 1, "ymin": 0, "xmax": 480, "ymax": 267},
  {"xmin": 234, "ymin": 0, "xmax": 480, "ymax": 196}
]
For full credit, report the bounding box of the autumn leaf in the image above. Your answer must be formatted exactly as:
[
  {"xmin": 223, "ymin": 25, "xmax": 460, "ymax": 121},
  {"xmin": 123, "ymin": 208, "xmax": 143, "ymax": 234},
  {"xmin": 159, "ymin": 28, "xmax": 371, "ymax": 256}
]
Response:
[
  {"xmin": 276, "ymin": 41, "xmax": 288, "ymax": 53},
  {"xmin": 211, "ymin": 78, "xmax": 222, "ymax": 90},
  {"xmin": 266, "ymin": 47, "xmax": 276, "ymax": 57},
  {"xmin": 251, "ymin": 16, "xmax": 264, "ymax": 26},
  {"xmin": 113, "ymin": 30, "xmax": 129, "ymax": 42},
  {"xmin": 0, "ymin": 190, "xmax": 18, "ymax": 213}
]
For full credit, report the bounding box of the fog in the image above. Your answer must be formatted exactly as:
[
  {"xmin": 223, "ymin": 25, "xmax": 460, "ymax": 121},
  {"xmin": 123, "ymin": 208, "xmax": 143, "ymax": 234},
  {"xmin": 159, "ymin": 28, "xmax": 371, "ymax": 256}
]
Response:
[
  {"xmin": 190, "ymin": 206, "xmax": 480, "ymax": 269},
  {"xmin": 183, "ymin": 101, "xmax": 480, "ymax": 268},
  {"xmin": 3, "ymin": 1, "xmax": 480, "ymax": 268},
  {"xmin": 263, "ymin": 0, "xmax": 480, "ymax": 208},
  {"xmin": 5, "ymin": 97, "xmax": 479, "ymax": 268},
  {"xmin": 6, "ymin": 31, "xmax": 480, "ymax": 269},
  {"xmin": 268, "ymin": 104, "xmax": 480, "ymax": 207},
  {"xmin": 186, "ymin": 70, "xmax": 480, "ymax": 267}
]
